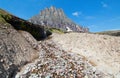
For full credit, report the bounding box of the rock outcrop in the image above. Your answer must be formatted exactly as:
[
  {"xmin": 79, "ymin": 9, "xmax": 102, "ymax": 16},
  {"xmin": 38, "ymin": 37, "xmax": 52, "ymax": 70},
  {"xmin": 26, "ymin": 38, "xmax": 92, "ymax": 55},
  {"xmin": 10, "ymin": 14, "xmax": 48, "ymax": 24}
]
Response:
[
  {"xmin": 0, "ymin": 9, "xmax": 52, "ymax": 40},
  {"xmin": 0, "ymin": 22, "xmax": 39, "ymax": 78},
  {"xmin": 0, "ymin": 9, "xmax": 51, "ymax": 78},
  {"xmin": 29, "ymin": 6, "xmax": 89, "ymax": 32}
]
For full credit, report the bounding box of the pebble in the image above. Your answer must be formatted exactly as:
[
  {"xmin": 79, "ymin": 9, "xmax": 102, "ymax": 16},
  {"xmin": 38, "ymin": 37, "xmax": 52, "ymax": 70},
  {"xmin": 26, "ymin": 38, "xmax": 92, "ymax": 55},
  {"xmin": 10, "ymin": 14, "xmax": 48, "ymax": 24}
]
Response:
[
  {"xmin": 0, "ymin": 59, "xmax": 4, "ymax": 62},
  {"xmin": 0, "ymin": 71, "xmax": 2, "ymax": 74},
  {"xmin": 84, "ymin": 75, "xmax": 88, "ymax": 78},
  {"xmin": 0, "ymin": 45, "xmax": 2, "ymax": 49}
]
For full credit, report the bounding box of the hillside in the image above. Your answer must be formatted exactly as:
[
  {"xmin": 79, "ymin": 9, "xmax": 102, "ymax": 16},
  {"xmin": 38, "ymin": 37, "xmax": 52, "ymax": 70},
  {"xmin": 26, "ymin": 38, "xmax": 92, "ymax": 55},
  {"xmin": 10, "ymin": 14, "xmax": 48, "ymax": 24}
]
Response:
[
  {"xmin": 52, "ymin": 33, "xmax": 120, "ymax": 78},
  {"xmin": 16, "ymin": 32, "xmax": 120, "ymax": 78}
]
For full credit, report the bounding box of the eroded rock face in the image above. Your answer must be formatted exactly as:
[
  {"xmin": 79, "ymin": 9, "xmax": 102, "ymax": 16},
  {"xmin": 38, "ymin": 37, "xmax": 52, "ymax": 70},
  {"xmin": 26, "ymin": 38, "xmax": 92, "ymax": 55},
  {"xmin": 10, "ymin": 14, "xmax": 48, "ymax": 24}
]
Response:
[
  {"xmin": 0, "ymin": 23, "xmax": 39, "ymax": 78},
  {"xmin": 29, "ymin": 6, "xmax": 89, "ymax": 32}
]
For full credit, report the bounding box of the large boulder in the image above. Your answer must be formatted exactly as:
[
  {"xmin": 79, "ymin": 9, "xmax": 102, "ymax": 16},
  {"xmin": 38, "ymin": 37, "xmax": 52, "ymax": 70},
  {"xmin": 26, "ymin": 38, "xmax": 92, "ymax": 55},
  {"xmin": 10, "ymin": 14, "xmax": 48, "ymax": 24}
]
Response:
[
  {"xmin": 0, "ymin": 8, "xmax": 51, "ymax": 78},
  {"xmin": 0, "ymin": 22, "xmax": 39, "ymax": 78}
]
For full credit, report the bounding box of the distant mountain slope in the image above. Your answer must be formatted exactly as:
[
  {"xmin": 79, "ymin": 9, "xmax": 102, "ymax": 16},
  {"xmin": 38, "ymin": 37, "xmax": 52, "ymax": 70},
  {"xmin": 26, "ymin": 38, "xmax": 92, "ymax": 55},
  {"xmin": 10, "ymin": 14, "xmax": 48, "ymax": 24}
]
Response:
[
  {"xmin": 95, "ymin": 30, "xmax": 120, "ymax": 36},
  {"xmin": 29, "ymin": 6, "xmax": 89, "ymax": 32}
]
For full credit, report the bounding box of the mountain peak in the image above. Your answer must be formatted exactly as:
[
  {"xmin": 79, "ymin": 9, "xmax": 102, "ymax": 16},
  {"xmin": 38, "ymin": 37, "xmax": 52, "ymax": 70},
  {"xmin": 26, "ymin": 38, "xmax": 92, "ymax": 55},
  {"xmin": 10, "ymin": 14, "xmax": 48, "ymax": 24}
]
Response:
[
  {"xmin": 29, "ymin": 6, "xmax": 89, "ymax": 32},
  {"xmin": 50, "ymin": 6, "xmax": 56, "ymax": 11}
]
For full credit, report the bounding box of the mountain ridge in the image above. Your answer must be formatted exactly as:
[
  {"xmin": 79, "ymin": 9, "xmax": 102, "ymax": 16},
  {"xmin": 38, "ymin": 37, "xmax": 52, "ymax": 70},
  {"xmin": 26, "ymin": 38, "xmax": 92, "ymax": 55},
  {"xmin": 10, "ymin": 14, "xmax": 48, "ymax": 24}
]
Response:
[{"xmin": 29, "ymin": 6, "xmax": 89, "ymax": 32}]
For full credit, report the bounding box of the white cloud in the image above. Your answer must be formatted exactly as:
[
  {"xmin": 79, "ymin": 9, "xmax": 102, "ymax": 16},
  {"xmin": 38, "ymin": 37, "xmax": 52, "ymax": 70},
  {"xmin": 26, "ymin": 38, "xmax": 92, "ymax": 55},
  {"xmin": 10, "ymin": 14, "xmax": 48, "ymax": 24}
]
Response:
[
  {"xmin": 72, "ymin": 12, "xmax": 82, "ymax": 17},
  {"xmin": 101, "ymin": 2, "xmax": 108, "ymax": 8}
]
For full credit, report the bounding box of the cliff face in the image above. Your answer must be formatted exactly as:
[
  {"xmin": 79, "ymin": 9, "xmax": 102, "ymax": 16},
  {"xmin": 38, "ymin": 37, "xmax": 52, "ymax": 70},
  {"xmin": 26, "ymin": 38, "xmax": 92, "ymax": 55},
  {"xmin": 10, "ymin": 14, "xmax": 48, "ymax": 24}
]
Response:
[{"xmin": 29, "ymin": 6, "xmax": 89, "ymax": 32}]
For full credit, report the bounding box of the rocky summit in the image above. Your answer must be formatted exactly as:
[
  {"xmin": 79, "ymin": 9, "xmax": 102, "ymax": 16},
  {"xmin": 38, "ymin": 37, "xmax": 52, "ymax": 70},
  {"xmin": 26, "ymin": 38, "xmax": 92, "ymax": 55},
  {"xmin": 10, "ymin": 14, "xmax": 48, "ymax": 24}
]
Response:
[{"xmin": 29, "ymin": 6, "xmax": 89, "ymax": 32}]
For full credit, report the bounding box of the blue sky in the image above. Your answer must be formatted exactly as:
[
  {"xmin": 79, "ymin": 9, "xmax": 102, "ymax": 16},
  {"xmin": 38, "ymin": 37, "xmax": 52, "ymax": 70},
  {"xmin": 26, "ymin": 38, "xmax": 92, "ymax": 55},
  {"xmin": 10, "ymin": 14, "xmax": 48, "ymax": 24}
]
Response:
[{"xmin": 0, "ymin": 0, "xmax": 120, "ymax": 32}]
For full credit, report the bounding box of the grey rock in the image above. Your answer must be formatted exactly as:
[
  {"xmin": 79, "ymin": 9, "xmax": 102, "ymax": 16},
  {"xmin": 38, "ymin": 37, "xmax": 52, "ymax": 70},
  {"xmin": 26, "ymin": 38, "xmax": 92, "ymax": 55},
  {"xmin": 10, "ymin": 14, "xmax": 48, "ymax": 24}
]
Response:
[
  {"xmin": 0, "ymin": 22, "xmax": 39, "ymax": 78},
  {"xmin": 29, "ymin": 6, "xmax": 89, "ymax": 32}
]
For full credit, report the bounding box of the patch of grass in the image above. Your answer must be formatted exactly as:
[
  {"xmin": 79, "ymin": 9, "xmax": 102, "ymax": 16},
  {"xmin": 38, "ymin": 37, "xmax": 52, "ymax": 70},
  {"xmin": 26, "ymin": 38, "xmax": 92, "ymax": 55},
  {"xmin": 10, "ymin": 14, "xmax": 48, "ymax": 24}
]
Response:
[
  {"xmin": 49, "ymin": 28, "xmax": 64, "ymax": 34},
  {"xmin": 0, "ymin": 15, "xmax": 5, "ymax": 23},
  {"xmin": 0, "ymin": 9, "xmax": 12, "ymax": 21},
  {"xmin": 0, "ymin": 9, "xmax": 12, "ymax": 24},
  {"xmin": 95, "ymin": 30, "xmax": 120, "ymax": 36}
]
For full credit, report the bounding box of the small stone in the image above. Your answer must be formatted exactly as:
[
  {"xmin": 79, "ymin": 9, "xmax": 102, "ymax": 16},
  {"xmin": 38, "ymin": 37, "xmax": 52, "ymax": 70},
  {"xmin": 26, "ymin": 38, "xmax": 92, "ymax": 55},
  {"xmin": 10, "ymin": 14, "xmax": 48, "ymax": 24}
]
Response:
[
  {"xmin": 0, "ymin": 71, "xmax": 2, "ymax": 74},
  {"xmin": 77, "ymin": 74, "xmax": 82, "ymax": 78},
  {"xmin": 24, "ymin": 48, "xmax": 27, "ymax": 51},
  {"xmin": 33, "ymin": 44, "xmax": 38, "ymax": 49},
  {"xmin": 80, "ymin": 67, "xmax": 83, "ymax": 70},
  {"xmin": 84, "ymin": 75, "xmax": 88, "ymax": 78},
  {"xmin": 38, "ymin": 41, "xmax": 41, "ymax": 44},
  {"xmin": 9, "ymin": 62, "xmax": 13, "ymax": 65},
  {"xmin": 38, "ymin": 64, "xmax": 41, "ymax": 67},
  {"xmin": 92, "ymin": 67, "xmax": 96, "ymax": 72},
  {"xmin": 69, "ymin": 74, "xmax": 73, "ymax": 78},
  {"xmin": 0, "ymin": 46, "xmax": 2, "ymax": 49},
  {"xmin": 2, "ymin": 26, "xmax": 7, "ymax": 29},
  {"xmin": 0, "ymin": 59, "xmax": 4, "ymax": 62},
  {"xmin": 45, "ymin": 75, "xmax": 51, "ymax": 78}
]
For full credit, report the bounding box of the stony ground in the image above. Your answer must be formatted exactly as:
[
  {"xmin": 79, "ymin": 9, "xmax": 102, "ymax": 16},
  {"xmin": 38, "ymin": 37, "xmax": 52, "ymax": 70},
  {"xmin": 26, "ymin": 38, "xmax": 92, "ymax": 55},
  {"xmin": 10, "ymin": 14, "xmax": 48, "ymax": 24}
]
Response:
[
  {"xmin": 52, "ymin": 33, "xmax": 120, "ymax": 78},
  {"xmin": 15, "ymin": 32, "xmax": 120, "ymax": 78},
  {"xmin": 16, "ymin": 40, "xmax": 104, "ymax": 78}
]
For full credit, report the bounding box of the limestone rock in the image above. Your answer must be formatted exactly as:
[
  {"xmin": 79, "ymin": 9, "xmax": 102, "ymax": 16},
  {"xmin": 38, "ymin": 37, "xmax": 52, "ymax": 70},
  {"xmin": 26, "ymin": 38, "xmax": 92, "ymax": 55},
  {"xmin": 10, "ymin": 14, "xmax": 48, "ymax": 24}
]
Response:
[{"xmin": 29, "ymin": 6, "xmax": 89, "ymax": 32}]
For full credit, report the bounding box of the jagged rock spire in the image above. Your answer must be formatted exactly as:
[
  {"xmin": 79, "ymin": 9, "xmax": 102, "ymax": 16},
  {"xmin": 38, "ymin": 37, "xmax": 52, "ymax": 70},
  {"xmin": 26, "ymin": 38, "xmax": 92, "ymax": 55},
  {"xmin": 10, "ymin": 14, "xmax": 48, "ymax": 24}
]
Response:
[
  {"xmin": 50, "ymin": 6, "xmax": 55, "ymax": 11},
  {"xmin": 29, "ymin": 6, "xmax": 89, "ymax": 32}
]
